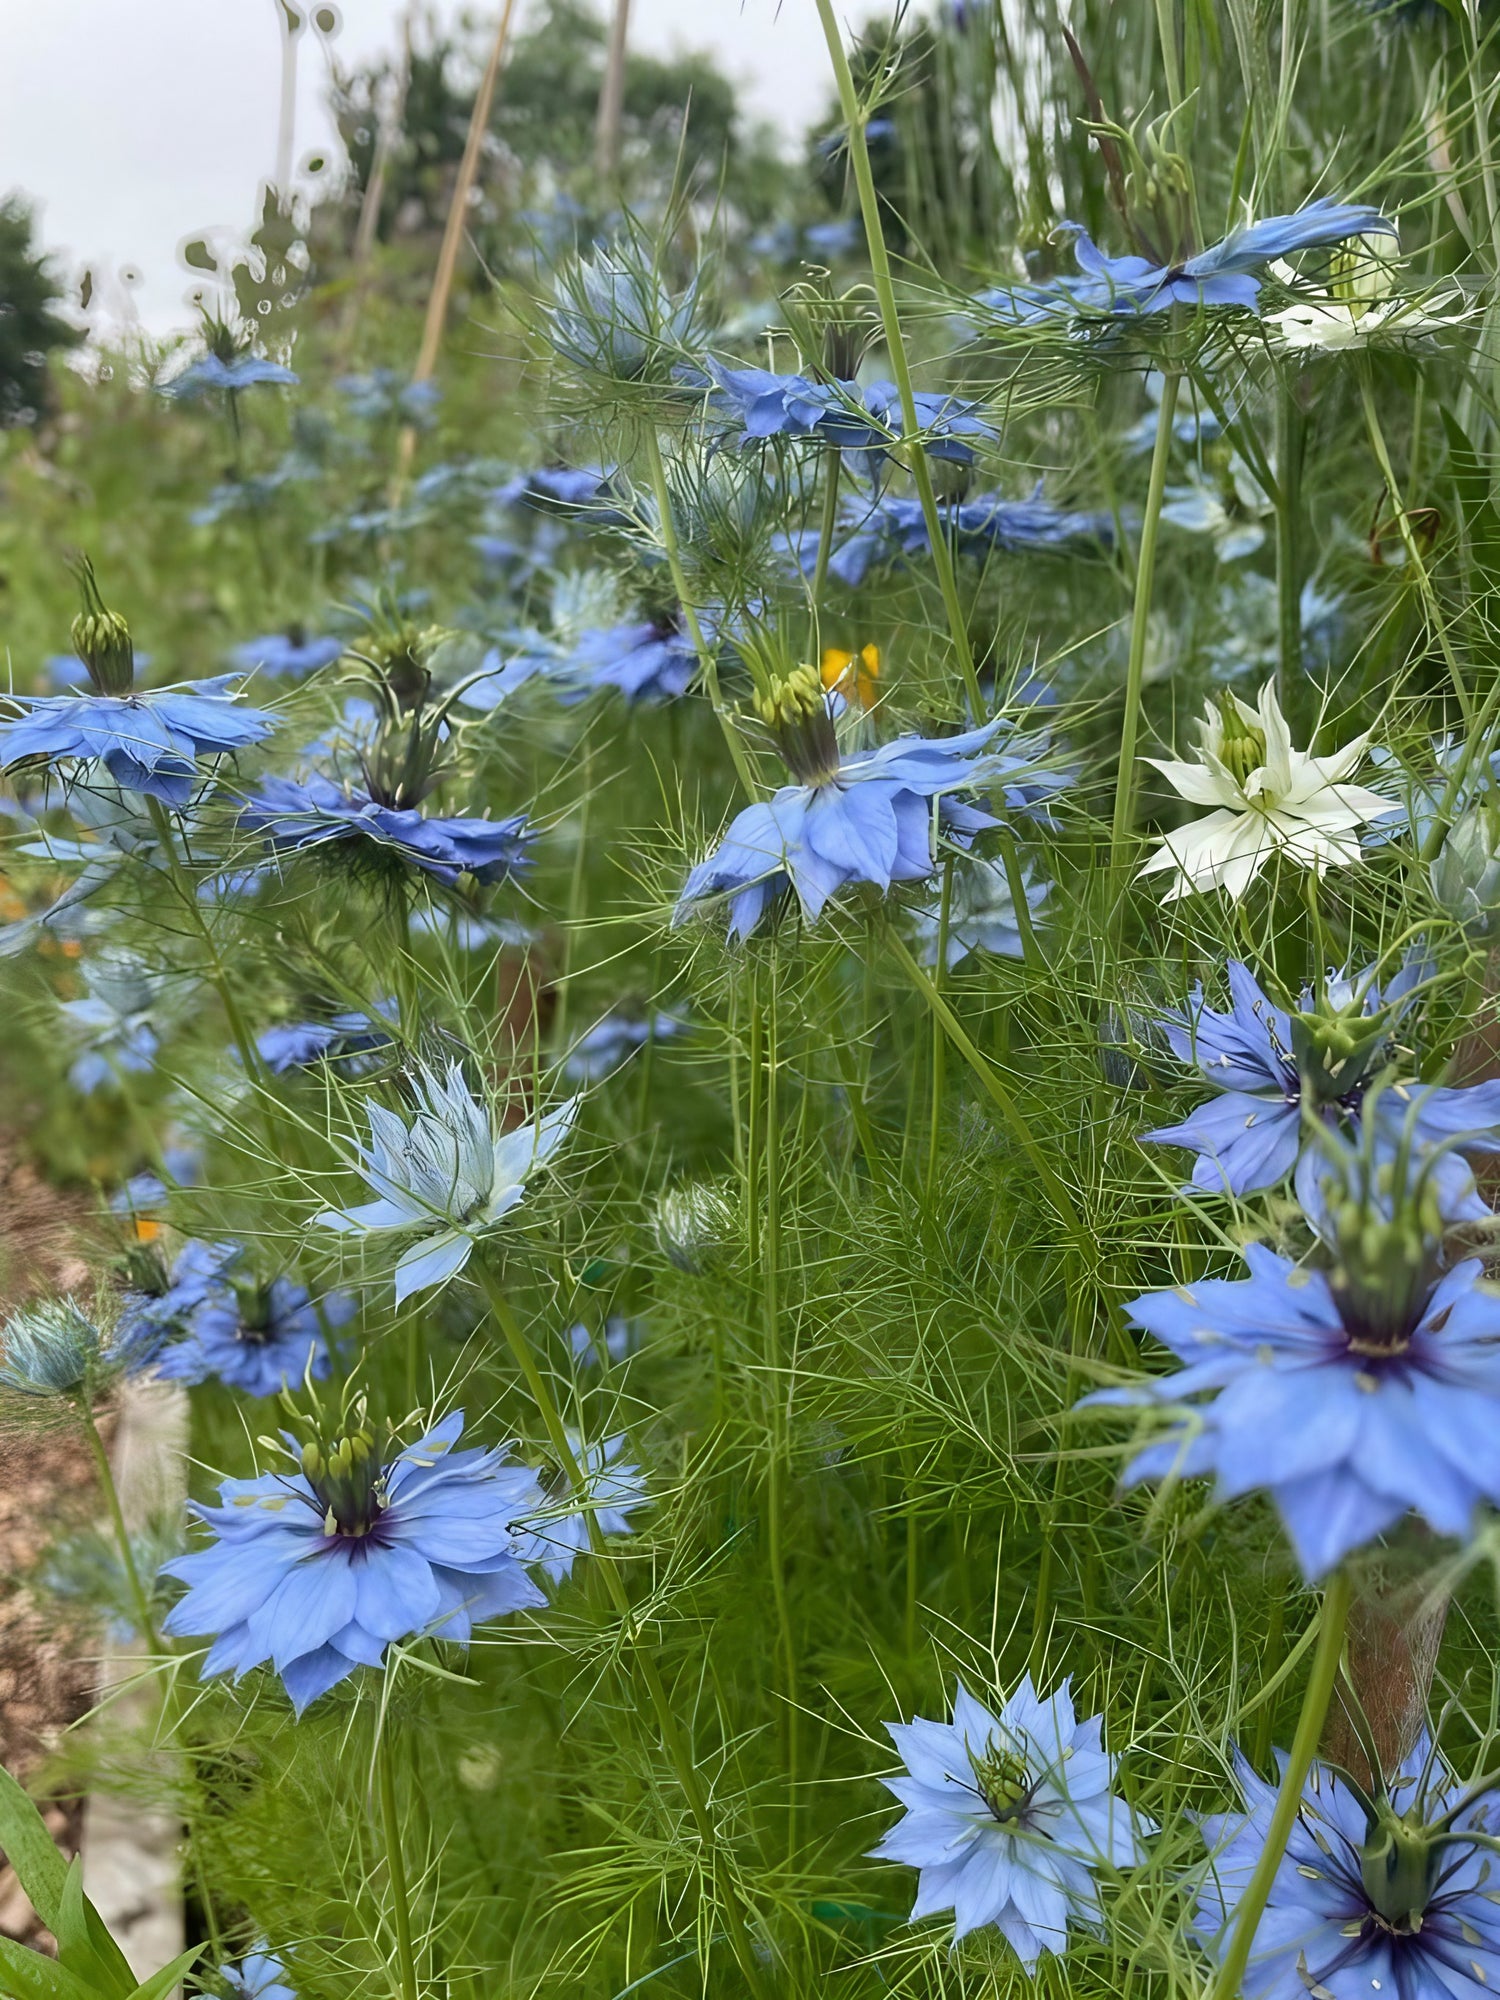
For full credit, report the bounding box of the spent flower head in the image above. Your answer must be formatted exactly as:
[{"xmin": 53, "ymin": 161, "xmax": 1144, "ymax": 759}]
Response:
[{"xmin": 0, "ymin": 1297, "xmax": 120, "ymax": 1398}]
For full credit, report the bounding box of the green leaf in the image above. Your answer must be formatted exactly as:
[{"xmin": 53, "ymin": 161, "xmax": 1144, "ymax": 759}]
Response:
[
  {"xmin": 0, "ymin": 1934, "xmax": 106, "ymax": 2000},
  {"xmin": 126, "ymin": 1948, "xmax": 203, "ymax": 2000},
  {"xmin": 0, "ymin": 1763, "xmax": 68, "ymax": 1933},
  {"xmin": 51, "ymin": 1865, "xmax": 135, "ymax": 1999}
]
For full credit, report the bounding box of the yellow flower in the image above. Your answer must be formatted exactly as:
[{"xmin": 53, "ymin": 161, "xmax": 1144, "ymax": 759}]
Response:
[{"xmin": 820, "ymin": 643, "xmax": 880, "ymax": 711}]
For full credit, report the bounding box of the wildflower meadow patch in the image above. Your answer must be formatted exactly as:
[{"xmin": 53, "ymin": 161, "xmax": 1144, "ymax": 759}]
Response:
[{"xmin": 6, "ymin": 2, "xmax": 1500, "ymax": 1997}]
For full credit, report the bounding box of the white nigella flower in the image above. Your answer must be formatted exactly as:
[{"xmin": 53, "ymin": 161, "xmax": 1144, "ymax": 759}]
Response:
[
  {"xmin": 317, "ymin": 1062, "xmax": 578, "ymax": 1302},
  {"xmin": 1139, "ymin": 681, "xmax": 1390, "ymax": 901},
  {"xmin": 1267, "ymin": 289, "xmax": 1471, "ymax": 352},
  {"xmin": 1266, "ymin": 243, "xmax": 1474, "ymax": 352}
]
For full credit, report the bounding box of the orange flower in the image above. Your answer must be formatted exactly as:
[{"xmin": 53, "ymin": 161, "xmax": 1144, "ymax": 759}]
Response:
[{"xmin": 820, "ymin": 643, "xmax": 881, "ymax": 710}]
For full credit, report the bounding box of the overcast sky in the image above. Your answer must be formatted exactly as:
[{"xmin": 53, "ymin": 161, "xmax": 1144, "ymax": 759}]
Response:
[{"xmin": 0, "ymin": 0, "xmax": 833, "ymax": 335}]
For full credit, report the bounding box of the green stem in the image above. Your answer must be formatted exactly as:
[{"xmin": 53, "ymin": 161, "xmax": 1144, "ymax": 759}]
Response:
[
  {"xmin": 762, "ymin": 953, "xmax": 798, "ymax": 1857},
  {"xmin": 473, "ymin": 1259, "xmax": 774, "ymax": 2000},
  {"xmin": 145, "ymin": 797, "xmax": 266, "ymax": 1085},
  {"xmin": 1357, "ymin": 368, "xmax": 1473, "ymax": 736},
  {"xmin": 639, "ymin": 422, "xmax": 760, "ymax": 802},
  {"xmin": 925, "ymin": 854, "xmax": 953, "ymax": 1208},
  {"xmin": 810, "ymin": 0, "xmax": 982, "ymax": 716},
  {"xmin": 81, "ymin": 1402, "xmax": 158, "ymax": 1651},
  {"xmin": 1208, "ymin": 1572, "xmax": 1352, "ymax": 2000},
  {"xmin": 1110, "ymin": 369, "xmax": 1181, "ymax": 873},
  {"xmin": 885, "ymin": 929, "xmax": 1089, "ymax": 1258},
  {"xmin": 809, "ymin": 450, "xmax": 843, "ymax": 633},
  {"xmin": 375, "ymin": 1720, "xmax": 421, "ymax": 2000},
  {"xmin": 553, "ymin": 726, "xmax": 593, "ymax": 1051},
  {"xmin": 1275, "ymin": 382, "xmax": 1304, "ymax": 710}
]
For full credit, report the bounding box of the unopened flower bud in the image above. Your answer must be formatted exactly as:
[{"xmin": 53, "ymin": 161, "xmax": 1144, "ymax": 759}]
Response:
[
  {"xmin": 1215, "ymin": 692, "xmax": 1267, "ymax": 789},
  {"xmin": 1430, "ymin": 809, "xmax": 1500, "ymax": 939},
  {"xmin": 70, "ymin": 557, "xmax": 135, "ymax": 696}
]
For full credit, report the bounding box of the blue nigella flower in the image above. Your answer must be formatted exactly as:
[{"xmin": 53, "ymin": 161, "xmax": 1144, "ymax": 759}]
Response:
[
  {"xmin": 335, "ymin": 371, "xmax": 442, "ymax": 423},
  {"xmin": 153, "ymin": 1250, "xmax": 352, "ymax": 1399},
  {"xmin": 518, "ymin": 1434, "xmax": 649, "ymax": 1582},
  {"xmin": 565, "ymin": 617, "xmax": 697, "ymax": 701},
  {"xmin": 791, "ymin": 489, "xmax": 1115, "ymax": 588},
  {"xmin": 1083, "ymin": 1133, "xmax": 1500, "ymax": 1578},
  {"xmin": 256, "ymin": 1002, "xmax": 397, "ymax": 1077},
  {"xmin": 871, "ymin": 1677, "xmax": 1153, "ymax": 1963},
  {"xmin": 981, "ymin": 200, "xmax": 1397, "ymax": 322},
  {"xmin": 700, "ymin": 359, "xmax": 995, "ymax": 479},
  {"xmin": 675, "ymin": 670, "xmax": 1065, "ymax": 938},
  {"xmin": 316, "ymin": 1063, "xmax": 578, "ymax": 1302},
  {"xmin": 407, "ymin": 906, "xmax": 539, "ymax": 953},
  {"xmin": 109, "ymin": 1143, "xmax": 203, "ymax": 1222},
  {"xmin": 912, "ymin": 856, "xmax": 1048, "ymax": 967},
  {"xmin": 1195, "ymin": 1741, "xmax": 1500, "ymax": 2000},
  {"xmin": 63, "ymin": 956, "xmax": 162, "ymax": 1094},
  {"xmin": 1143, "ymin": 959, "xmax": 1500, "ymax": 1215},
  {"xmin": 231, "ymin": 630, "xmax": 344, "ymax": 679},
  {"xmin": 163, "ymin": 354, "xmax": 299, "ymax": 397},
  {"xmin": 239, "ymin": 772, "xmax": 531, "ymax": 889},
  {"xmin": 803, "ymin": 218, "xmax": 862, "ymax": 257},
  {"xmin": 0, "ymin": 674, "xmax": 275, "ymax": 806},
  {"xmin": 490, "ymin": 463, "xmax": 615, "ymax": 510},
  {"xmin": 564, "ymin": 1011, "xmax": 686, "ymax": 1083},
  {"xmin": 114, "ymin": 1239, "xmax": 238, "ymax": 1372},
  {"xmin": 568, "ymin": 1315, "xmax": 644, "ymax": 1368},
  {"xmin": 223, "ymin": 1944, "xmax": 297, "ymax": 2000},
  {"xmin": 160, "ymin": 1409, "xmax": 546, "ymax": 1714}
]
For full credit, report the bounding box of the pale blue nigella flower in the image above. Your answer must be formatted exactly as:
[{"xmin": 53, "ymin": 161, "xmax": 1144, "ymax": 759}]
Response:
[
  {"xmin": 231, "ymin": 630, "xmax": 343, "ymax": 678},
  {"xmin": 163, "ymin": 354, "xmax": 299, "ymax": 397},
  {"xmin": 700, "ymin": 359, "xmax": 995, "ymax": 479},
  {"xmin": 912, "ymin": 856, "xmax": 1048, "ymax": 967},
  {"xmin": 564, "ymin": 1011, "xmax": 686, "ymax": 1083},
  {"xmin": 1082, "ymin": 1143, "xmax": 1500, "ymax": 1578},
  {"xmin": 63, "ymin": 956, "xmax": 162, "ymax": 1094},
  {"xmin": 518, "ymin": 1434, "xmax": 649, "ymax": 1582},
  {"xmin": 109, "ymin": 1143, "xmax": 202, "ymax": 1221},
  {"xmin": 791, "ymin": 489, "xmax": 1114, "ymax": 587},
  {"xmin": 223, "ymin": 1943, "xmax": 297, "ymax": 2000},
  {"xmin": 256, "ymin": 1002, "xmax": 396, "ymax": 1077},
  {"xmin": 566, "ymin": 617, "xmax": 697, "ymax": 701},
  {"xmin": 160, "ymin": 1410, "xmax": 545, "ymax": 1714},
  {"xmin": 871, "ymin": 1677, "xmax": 1153, "ymax": 1964},
  {"xmin": 316, "ymin": 1063, "xmax": 578, "ymax": 1302},
  {"xmin": 1195, "ymin": 1741, "xmax": 1500, "ymax": 1999},
  {"xmin": 153, "ymin": 1259, "xmax": 350, "ymax": 1399},
  {"xmin": 1143, "ymin": 958, "xmax": 1500, "ymax": 1214},
  {"xmin": 113, "ymin": 1240, "xmax": 235, "ymax": 1371}
]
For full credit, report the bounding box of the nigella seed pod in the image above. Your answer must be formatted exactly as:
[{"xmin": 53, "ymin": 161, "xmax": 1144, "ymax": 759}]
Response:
[{"xmin": 652, "ymin": 1178, "xmax": 737, "ymax": 1274}]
